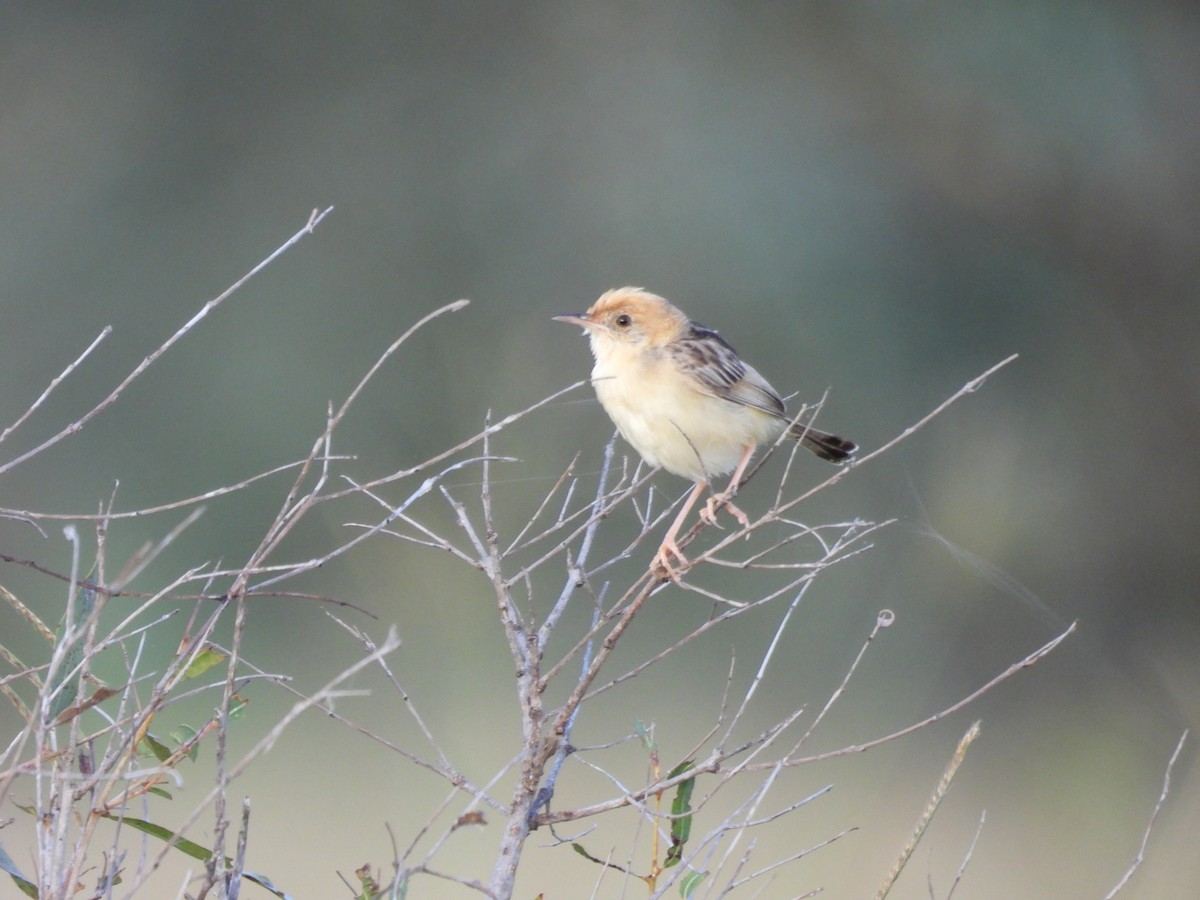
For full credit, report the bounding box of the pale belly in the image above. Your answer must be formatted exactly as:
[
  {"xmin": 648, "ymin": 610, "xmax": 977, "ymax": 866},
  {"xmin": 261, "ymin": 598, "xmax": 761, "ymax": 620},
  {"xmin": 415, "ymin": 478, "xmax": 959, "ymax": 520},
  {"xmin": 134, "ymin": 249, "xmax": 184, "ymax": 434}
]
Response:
[{"xmin": 593, "ymin": 362, "xmax": 782, "ymax": 483}]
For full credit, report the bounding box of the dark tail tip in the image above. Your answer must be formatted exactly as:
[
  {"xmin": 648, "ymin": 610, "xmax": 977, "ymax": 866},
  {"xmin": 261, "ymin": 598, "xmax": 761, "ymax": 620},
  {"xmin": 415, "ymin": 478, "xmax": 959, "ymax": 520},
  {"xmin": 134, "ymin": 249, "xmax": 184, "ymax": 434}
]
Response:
[{"xmin": 797, "ymin": 427, "xmax": 858, "ymax": 463}]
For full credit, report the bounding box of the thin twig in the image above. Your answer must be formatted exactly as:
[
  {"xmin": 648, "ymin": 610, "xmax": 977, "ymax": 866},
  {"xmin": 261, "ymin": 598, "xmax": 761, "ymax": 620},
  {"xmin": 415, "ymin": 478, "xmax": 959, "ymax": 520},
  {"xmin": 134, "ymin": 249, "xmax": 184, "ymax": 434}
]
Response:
[
  {"xmin": 774, "ymin": 622, "xmax": 1074, "ymax": 770},
  {"xmin": 786, "ymin": 609, "xmax": 896, "ymax": 754},
  {"xmin": 943, "ymin": 810, "xmax": 986, "ymax": 900},
  {"xmin": 1104, "ymin": 729, "xmax": 1189, "ymax": 898},
  {"xmin": 0, "ymin": 326, "xmax": 112, "ymax": 447},
  {"xmin": 0, "ymin": 208, "xmax": 334, "ymax": 477}
]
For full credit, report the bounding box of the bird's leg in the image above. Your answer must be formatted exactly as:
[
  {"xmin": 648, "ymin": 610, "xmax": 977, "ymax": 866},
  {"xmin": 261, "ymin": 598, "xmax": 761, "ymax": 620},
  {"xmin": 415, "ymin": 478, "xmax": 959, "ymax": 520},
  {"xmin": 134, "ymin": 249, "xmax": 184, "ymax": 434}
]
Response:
[
  {"xmin": 653, "ymin": 480, "xmax": 707, "ymax": 580},
  {"xmin": 702, "ymin": 444, "xmax": 755, "ymax": 528}
]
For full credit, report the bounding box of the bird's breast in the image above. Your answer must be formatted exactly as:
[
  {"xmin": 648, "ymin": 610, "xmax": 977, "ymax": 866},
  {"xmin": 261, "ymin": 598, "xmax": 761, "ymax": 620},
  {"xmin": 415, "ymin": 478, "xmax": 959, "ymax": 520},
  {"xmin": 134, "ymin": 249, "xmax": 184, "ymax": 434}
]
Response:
[{"xmin": 590, "ymin": 348, "xmax": 780, "ymax": 482}]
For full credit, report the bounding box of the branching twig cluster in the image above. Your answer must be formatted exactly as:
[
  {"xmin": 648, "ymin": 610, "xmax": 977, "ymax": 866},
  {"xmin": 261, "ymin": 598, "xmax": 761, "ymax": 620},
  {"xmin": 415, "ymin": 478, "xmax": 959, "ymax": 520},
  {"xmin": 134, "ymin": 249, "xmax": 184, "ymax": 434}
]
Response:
[{"xmin": 0, "ymin": 210, "xmax": 1181, "ymax": 900}]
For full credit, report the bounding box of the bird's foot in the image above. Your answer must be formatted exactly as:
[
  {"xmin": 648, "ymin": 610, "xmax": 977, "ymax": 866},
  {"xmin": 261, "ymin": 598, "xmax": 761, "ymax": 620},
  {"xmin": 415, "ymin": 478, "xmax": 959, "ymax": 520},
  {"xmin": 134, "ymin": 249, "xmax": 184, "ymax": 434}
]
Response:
[
  {"xmin": 701, "ymin": 492, "xmax": 750, "ymax": 528},
  {"xmin": 652, "ymin": 538, "xmax": 689, "ymax": 582}
]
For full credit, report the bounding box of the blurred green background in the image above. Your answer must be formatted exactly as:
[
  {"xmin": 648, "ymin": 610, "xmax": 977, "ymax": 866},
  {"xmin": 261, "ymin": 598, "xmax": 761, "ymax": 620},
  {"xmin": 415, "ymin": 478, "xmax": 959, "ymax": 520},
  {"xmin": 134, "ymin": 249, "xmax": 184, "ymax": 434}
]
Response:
[{"xmin": 1, "ymin": 3, "xmax": 1197, "ymax": 897}]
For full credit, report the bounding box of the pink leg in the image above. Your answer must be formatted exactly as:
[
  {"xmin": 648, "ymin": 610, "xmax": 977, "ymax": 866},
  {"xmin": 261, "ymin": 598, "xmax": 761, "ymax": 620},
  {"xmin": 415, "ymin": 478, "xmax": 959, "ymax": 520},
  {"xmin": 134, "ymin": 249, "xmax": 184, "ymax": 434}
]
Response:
[
  {"xmin": 702, "ymin": 444, "xmax": 754, "ymax": 528},
  {"xmin": 653, "ymin": 480, "xmax": 707, "ymax": 579}
]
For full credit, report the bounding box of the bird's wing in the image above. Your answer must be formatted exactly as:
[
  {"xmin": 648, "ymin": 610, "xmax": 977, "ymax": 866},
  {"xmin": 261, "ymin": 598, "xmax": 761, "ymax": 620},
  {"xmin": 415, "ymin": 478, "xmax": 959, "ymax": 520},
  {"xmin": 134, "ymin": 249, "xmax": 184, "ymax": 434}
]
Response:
[{"xmin": 669, "ymin": 326, "xmax": 787, "ymax": 418}]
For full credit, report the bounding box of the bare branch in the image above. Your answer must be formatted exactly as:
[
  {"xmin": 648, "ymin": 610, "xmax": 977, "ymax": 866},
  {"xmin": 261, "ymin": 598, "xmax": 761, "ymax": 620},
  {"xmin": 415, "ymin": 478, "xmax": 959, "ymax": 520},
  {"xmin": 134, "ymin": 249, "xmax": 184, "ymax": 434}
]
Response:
[
  {"xmin": 0, "ymin": 208, "xmax": 334, "ymax": 477},
  {"xmin": 777, "ymin": 622, "xmax": 1075, "ymax": 769},
  {"xmin": 0, "ymin": 325, "xmax": 112, "ymax": 447},
  {"xmin": 944, "ymin": 810, "xmax": 987, "ymax": 900},
  {"xmin": 1104, "ymin": 729, "xmax": 1189, "ymax": 898}
]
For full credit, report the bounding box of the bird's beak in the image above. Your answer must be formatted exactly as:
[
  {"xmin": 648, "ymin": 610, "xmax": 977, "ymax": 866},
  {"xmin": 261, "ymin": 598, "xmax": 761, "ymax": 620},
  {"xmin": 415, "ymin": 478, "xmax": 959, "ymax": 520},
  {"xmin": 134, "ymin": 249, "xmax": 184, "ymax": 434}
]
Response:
[{"xmin": 552, "ymin": 312, "xmax": 594, "ymax": 330}]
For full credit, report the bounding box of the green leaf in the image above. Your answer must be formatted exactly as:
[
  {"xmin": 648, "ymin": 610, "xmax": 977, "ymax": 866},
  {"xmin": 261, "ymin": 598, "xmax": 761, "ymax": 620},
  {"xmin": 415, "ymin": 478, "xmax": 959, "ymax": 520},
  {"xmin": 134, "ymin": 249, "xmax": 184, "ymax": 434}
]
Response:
[
  {"xmin": 666, "ymin": 759, "xmax": 694, "ymax": 780},
  {"xmin": 0, "ymin": 842, "xmax": 37, "ymax": 898},
  {"xmin": 106, "ymin": 815, "xmax": 212, "ymax": 861},
  {"xmin": 241, "ymin": 868, "xmax": 294, "ymax": 899},
  {"xmin": 678, "ymin": 869, "xmax": 706, "ymax": 897},
  {"xmin": 183, "ymin": 646, "xmax": 226, "ymax": 679},
  {"xmin": 664, "ymin": 761, "xmax": 695, "ymax": 868},
  {"xmin": 170, "ymin": 724, "xmax": 199, "ymax": 761},
  {"xmin": 139, "ymin": 733, "xmax": 172, "ymax": 763},
  {"xmin": 572, "ymin": 842, "xmax": 597, "ymax": 862},
  {"xmin": 634, "ymin": 719, "xmax": 655, "ymax": 752},
  {"xmin": 228, "ymin": 693, "xmax": 249, "ymax": 721},
  {"xmin": 46, "ymin": 587, "xmax": 98, "ymax": 721},
  {"xmin": 97, "ymin": 815, "xmax": 294, "ymax": 899}
]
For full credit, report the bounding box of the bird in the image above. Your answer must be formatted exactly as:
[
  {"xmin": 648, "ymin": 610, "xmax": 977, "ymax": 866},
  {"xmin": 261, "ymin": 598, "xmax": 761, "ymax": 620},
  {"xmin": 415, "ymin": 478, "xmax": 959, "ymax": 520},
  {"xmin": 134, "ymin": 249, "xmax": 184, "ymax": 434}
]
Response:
[{"xmin": 555, "ymin": 287, "xmax": 855, "ymax": 578}]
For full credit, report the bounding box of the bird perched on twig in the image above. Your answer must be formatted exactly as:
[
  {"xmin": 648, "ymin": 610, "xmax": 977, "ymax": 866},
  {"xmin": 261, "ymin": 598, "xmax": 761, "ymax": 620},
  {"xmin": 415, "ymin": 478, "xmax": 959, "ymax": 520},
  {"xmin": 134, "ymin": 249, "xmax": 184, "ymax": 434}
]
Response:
[{"xmin": 555, "ymin": 287, "xmax": 856, "ymax": 579}]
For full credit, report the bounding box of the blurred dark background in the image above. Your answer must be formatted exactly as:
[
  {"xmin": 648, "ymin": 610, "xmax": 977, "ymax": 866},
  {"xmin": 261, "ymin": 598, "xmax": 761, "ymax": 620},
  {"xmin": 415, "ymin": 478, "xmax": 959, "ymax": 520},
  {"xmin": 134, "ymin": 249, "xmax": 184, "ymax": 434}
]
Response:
[{"xmin": 1, "ymin": 3, "xmax": 1197, "ymax": 896}]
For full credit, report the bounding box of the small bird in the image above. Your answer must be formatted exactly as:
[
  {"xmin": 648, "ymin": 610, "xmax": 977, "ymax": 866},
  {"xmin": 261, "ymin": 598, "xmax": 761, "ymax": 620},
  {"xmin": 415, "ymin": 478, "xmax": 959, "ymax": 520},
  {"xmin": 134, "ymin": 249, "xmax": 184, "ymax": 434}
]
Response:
[{"xmin": 555, "ymin": 287, "xmax": 856, "ymax": 578}]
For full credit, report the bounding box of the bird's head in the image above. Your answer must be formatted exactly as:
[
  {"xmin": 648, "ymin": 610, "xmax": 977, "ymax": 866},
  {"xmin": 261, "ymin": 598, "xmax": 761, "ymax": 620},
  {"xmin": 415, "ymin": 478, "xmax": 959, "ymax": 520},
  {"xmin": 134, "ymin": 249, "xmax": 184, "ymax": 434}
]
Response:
[{"xmin": 553, "ymin": 287, "xmax": 688, "ymax": 351}]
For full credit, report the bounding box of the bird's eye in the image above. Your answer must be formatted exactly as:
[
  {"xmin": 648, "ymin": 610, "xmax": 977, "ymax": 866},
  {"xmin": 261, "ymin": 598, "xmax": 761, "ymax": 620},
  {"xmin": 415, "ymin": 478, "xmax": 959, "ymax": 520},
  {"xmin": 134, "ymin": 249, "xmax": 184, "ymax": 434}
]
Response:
[{"xmin": 614, "ymin": 314, "xmax": 632, "ymax": 328}]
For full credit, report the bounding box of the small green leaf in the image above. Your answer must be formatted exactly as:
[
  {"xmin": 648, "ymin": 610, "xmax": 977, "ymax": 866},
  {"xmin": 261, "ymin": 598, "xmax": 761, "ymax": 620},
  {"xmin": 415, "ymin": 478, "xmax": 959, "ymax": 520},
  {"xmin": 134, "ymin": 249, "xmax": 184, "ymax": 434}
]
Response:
[
  {"xmin": 140, "ymin": 733, "xmax": 173, "ymax": 762},
  {"xmin": 183, "ymin": 646, "xmax": 226, "ymax": 679},
  {"xmin": 634, "ymin": 719, "xmax": 655, "ymax": 752},
  {"xmin": 679, "ymin": 869, "xmax": 706, "ymax": 897},
  {"xmin": 46, "ymin": 587, "xmax": 98, "ymax": 721},
  {"xmin": 228, "ymin": 693, "xmax": 249, "ymax": 721},
  {"xmin": 0, "ymin": 841, "xmax": 38, "ymax": 898},
  {"xmin": 667, "ymin": 759, "xmax": 694, "ymax": 780},
  {"xmin": 171, "ymin": 724, "xmax": 199, "ymax": 761},
  {"xmin": 664, "ymin": 762, "xmax": 695, "ymax": 868},
  {"xmin": 241, "ymin": 868, "xmax": 295, "ymax": 899}
]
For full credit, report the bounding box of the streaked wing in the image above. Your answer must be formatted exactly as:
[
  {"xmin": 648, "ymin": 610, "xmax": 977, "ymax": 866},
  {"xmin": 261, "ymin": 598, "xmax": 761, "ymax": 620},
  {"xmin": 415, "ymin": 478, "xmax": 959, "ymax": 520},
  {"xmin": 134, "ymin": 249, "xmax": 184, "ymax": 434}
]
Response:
[{"xmin": 669, "ymin": 325, "xmax": 787, "ymax": 418}]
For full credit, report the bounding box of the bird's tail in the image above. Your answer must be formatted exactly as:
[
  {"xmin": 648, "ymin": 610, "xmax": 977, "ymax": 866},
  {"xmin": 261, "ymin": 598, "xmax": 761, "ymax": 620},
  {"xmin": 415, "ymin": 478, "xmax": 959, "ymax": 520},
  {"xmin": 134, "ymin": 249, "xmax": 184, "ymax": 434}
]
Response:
[{"xmin": 791, "ymin": 424, "xmax": 857, "ymax": 463}]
